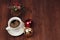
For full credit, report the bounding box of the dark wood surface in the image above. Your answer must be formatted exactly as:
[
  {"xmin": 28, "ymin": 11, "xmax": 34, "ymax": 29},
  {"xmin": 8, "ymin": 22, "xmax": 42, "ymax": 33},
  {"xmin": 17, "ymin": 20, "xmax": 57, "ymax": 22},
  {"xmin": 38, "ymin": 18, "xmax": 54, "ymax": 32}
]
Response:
[{"xmin": 0, "ymin": 0, "xmax": 60, "ymax": 40}]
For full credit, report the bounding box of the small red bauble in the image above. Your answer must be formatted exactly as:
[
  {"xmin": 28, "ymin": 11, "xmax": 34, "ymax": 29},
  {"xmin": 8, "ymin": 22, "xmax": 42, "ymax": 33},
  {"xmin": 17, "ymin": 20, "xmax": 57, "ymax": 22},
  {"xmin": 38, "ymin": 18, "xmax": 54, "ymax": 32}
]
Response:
[{"xmin": 25, "ymin": 19, "xmax": 32, "ymax": 27}]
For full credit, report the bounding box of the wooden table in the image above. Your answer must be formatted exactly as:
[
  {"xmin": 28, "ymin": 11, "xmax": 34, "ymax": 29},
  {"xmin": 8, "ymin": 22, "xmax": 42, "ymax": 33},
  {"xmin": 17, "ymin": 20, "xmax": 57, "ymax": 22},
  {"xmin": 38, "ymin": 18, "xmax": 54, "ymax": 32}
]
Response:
[{"xmin": 0, "ymin": 0, "xmax": 60, "ymax": 40}]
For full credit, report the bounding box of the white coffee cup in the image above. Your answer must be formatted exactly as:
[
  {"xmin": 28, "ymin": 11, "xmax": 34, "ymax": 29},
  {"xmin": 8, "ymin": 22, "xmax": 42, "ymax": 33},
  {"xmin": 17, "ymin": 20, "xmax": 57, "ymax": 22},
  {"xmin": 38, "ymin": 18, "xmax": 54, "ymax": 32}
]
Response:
[{"xmin": 6, "ymin": 17, "xmax": 25, "ymax": 36}]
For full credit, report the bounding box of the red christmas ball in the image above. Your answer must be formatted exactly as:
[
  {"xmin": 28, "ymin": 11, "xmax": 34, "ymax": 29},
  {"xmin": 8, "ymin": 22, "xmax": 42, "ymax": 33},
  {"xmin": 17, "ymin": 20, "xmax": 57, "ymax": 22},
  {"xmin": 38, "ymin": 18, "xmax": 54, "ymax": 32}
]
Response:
[{"xmin": 25, "ymin": 19, "xmax": 32, "ymax": 27}]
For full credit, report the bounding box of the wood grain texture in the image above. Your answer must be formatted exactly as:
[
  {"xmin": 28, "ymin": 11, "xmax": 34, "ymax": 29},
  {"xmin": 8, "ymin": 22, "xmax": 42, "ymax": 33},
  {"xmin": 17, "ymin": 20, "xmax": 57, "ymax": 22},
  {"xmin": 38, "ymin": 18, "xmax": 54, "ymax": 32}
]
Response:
[{"xmin": 0, "ymin": 0, "xmax": 60, "ymax": 40}]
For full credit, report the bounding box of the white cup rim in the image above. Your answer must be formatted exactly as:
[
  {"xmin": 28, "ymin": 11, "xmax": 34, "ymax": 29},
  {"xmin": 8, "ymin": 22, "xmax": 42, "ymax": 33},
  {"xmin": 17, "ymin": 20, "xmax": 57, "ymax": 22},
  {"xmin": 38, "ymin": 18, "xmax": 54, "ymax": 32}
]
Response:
[{"xmin": 8, "ymin": 17, "xmax": 24, "ymax": 29}]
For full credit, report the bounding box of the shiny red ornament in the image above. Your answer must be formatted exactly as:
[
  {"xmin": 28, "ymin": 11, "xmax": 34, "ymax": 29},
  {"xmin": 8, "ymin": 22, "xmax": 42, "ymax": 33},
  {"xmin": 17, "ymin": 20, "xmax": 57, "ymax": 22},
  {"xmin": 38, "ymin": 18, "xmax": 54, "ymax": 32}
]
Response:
[{"xmin": 25, "ymin": 19, "xmax": 32, "ymax": 27}]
